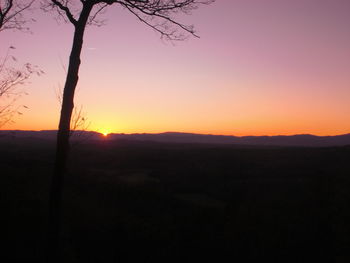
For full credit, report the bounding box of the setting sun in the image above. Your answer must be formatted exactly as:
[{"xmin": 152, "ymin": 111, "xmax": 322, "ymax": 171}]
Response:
[
  {"xmin": 1, "ymin": 1, "xmax": 349, "ymax": 262},
  {"xmin": 101, "ymin": 130, "xmax": 110, "ymax": 137}
]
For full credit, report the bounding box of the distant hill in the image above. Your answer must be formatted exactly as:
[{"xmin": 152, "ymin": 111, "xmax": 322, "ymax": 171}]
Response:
[
  {"xmin": 0, "ymin": 130, "xmax": 350, "ymax": 147},
  {"xmin": 107, "ymin": 132, "xmax": 350, "ymax": 147}
]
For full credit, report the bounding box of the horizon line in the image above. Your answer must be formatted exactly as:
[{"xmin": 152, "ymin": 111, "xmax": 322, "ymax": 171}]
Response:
[{"xmin": 0, "ymin": 129, "xmax": 349, "ymax": 138}]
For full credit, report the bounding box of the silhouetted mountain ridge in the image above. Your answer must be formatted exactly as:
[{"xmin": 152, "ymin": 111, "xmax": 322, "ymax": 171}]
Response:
[{"xmin": 0, "ymin": 130, "xmax": 349, "ymax": 147}]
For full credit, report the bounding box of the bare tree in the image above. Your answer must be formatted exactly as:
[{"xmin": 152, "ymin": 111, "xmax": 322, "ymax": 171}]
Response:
[
  {"xmin": 0, "ymin": 47, "xmax": 43, "ymax": 127},
  {"xmin": 0, "ymin": 0, "xmax": 35, "ymax": 32},
  {"xmin": 43, "ymin": 0, "xmax": 214, "ymax": 262},
  {"xmin": 0, "ymin": 47, "xmax": 29, "ymax": 127},
  {"xmin": 0, "ymin": 1, "xmax": 38, "ymax": 127}
]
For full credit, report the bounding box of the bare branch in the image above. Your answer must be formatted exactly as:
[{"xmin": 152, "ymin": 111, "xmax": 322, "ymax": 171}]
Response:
[
  {"xmin": 112, "ymin": 0, "xmax": 214, "ymax": 40},
  {"xmin": 0, "ymin": 47, "xmax": 43, "ymax": 127},
  {"xmin": 0, "ymin": 0, "xmax": 35, "ymax": 32},
  {"xmin": 54, "ymin": 82, "xmax": 90, "ymax": 135},
  {"xmin": 50, "ymin": 0, "xmax": 78, "ymax": 25},
  {"xmin": 70, "ymin": 104, "xmax": 90, "ymax": 137},
  {"xmin": 124, "ymin": 4, "xmax": 183, "ymax": 40},
  {"xmin": 88, "ymin": 2, "xmax": 109, "ymax": 26},
  {"xmin": 44, "ymin": 0, "xmax": 214, "ymax": 39}
]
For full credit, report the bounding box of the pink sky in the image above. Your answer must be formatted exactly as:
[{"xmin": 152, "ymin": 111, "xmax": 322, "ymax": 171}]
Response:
[{"xmin": 1, "ymin": 0, "xmax": 349, "ymax": 136}]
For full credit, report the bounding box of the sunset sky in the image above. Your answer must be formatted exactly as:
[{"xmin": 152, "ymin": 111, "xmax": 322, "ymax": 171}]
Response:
[{"xmin": 1, "ymin": 0, "xmax": 349, "ymax": 136}]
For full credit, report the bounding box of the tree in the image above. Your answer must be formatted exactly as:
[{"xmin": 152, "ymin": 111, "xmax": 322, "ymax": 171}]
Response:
[
  {"xmin": 0, "ymin": 1, "xmax": 38, "ymax": 127},
  {"xmin": 43, "ymin": 1, "xmax": 214, "ymax": 262},
  {"xmin": 0, "ymin": 47, "xmax": 30, "ymax": 127}
]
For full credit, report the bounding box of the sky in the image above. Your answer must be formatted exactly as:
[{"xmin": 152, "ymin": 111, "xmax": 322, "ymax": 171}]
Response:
[{"xmin": 1, "ymin": 0, "xmax": 350, "ymax": 136}]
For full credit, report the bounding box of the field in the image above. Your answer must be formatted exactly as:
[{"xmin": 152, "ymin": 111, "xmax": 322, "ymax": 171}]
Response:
[{"xmin": 1, "ymin": 139, "xmax": 349, "ymax": 262}]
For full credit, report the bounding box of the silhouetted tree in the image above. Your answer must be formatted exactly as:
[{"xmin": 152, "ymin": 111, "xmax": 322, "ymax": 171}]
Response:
[
  {"xmin": 0, "ymin": 1, "xmax": 38, "ymax": 127},
  {"xmin": 43, "ymin": 0, "xmax": 214, "ymax": 262},
  {"xmin": 0, "ymin": 47, "xmax": 31, "ymax": 127}
]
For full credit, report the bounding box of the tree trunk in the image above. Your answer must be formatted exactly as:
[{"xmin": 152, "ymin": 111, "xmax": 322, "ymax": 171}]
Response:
[{"xmin": 46, "ymin": 4, "xmax": 93, "ymax": 263}]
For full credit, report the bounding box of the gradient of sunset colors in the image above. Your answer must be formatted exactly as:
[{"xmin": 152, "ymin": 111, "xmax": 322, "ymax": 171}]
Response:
[{"xmin": 1, "ymin": 0, "xmax": 349, "ymax": 136}]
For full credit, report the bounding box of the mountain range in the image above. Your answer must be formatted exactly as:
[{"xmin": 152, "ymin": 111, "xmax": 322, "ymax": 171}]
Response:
[{"xmin": 1, "ymin": 130, "xmax": 350, "ymax": 147}]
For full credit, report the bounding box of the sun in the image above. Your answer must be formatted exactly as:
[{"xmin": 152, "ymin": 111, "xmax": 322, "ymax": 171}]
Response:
[{"xmin": 100, "ymin": 129, "xmax": 110, "ymax": 137}]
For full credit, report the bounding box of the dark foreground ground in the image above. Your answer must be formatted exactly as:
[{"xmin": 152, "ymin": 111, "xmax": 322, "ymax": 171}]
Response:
[{"xmin": 1, "ymin": 138, "xmax": 350, "ymax": 262}]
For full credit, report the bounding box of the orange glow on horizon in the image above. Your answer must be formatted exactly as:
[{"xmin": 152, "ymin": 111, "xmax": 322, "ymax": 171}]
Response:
[
  {"xmin": 1, "ymin": 1, "xmax": 349, "ymax": 138},
  {"xmin": 0, "ymin": 115, "xmax": 349, "ymax": 137}
]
